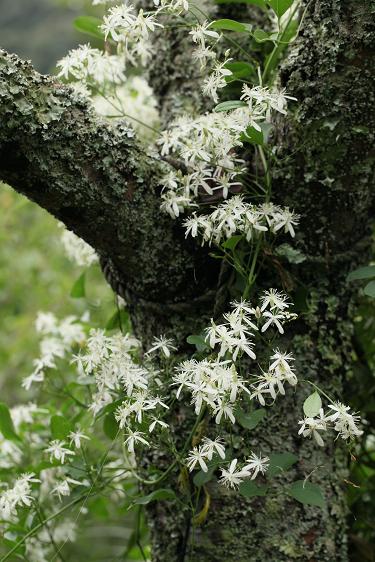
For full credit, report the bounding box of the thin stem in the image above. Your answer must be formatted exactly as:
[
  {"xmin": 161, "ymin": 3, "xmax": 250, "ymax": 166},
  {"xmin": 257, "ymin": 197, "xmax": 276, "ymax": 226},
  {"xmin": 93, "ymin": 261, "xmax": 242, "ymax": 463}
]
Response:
[
  {"xmin": 262, "ymin": 2, "xmax": 301, "ymax": 84},
  {"xmin": 131, "ymin": 407, "xmax": 207, "ymax": 487},
  {"xmin": 301, "ymin": 379, "xmax": 335, "ymax": 403},
  {"xmin": 243, "ymin": 235, "xmax": 263, "ymax": 299}
]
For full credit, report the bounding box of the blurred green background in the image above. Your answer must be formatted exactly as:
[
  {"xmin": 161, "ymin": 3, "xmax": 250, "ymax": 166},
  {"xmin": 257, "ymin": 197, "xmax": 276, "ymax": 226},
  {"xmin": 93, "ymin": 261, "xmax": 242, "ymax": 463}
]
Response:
[{"xmin": 0, "ymin": 1, "xmax": 374, "ymax": 560}]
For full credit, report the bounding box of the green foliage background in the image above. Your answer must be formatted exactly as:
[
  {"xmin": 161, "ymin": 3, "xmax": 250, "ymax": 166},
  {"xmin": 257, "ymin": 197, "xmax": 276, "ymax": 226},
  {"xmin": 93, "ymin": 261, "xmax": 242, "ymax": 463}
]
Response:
[{"xmin": 0, "ymin": 1, "xmax": 374, "ymax": 560}]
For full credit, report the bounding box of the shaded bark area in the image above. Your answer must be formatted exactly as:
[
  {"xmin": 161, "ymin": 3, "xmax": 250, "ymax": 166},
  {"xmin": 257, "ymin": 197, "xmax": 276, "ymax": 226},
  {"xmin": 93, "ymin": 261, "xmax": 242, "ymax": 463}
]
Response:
[{"xmin": 0, "ymin": 0, "xmax": 374, "ymax": 560}]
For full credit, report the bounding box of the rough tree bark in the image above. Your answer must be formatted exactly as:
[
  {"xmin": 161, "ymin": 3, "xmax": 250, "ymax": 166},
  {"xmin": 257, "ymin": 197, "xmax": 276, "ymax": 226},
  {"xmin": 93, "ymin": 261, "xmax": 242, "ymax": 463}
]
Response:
[{"xmin": 0, "ymin": 1, "xmax": 374, "ymax": 561}]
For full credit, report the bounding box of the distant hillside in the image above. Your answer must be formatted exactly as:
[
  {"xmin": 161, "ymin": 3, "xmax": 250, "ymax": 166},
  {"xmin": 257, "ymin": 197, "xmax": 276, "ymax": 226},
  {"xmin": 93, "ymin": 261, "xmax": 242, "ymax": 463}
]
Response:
[{"xmin": 0, "ymin": 0, "xmax": 80, "ymax": 72}]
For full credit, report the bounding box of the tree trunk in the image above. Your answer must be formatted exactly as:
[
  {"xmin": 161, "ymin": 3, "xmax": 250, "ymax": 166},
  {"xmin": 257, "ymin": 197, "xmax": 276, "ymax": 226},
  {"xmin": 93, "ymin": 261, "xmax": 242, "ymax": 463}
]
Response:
[{"xmin": 0, "ymin": 0, "xmax": 374, "ymax": 561}]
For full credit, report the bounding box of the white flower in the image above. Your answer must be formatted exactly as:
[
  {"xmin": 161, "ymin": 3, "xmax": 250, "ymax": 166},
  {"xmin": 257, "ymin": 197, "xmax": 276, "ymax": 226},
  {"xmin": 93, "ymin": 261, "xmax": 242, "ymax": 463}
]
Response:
[
  {"xmin": 298, "ymin": 409, "xmax": 328, "ymax": 446},
  {"xmin": 260, "ymin": 289, "xmax": 290, "ymax": 312},
  {"xmin": 0, "ymin": 473, "xmax": 40, "ymax": 521},
  {"xmin": 59, "ymin": 226, "xmax": 98, "ymax": 267},
  {"xmin": 326, "ymin": 402, "xmax": 363, "ymax": 440},
  {"xmin": 214, "ymin": 400, "xmax": 235, "ymax": 424},
  {"xmin": 148, "ymin": 419, "xmax": 169, "ymax": 433},
  {"xmin": 261, "ymin": 310, "xmax": 286, "ymax": 334},
  {"xmin": 244, "ymin": 452, "xmax": 269, "ymax": 479},
  {"xmin": 156, "ymin": 0, "xmax": 189, "ymax": 13},
  {"xmin": 51, "ymin": 477, "xmax": 84, "ymax": 501},
  {"xmin": 189, "ymin": 21, "xmax": 220, "ymax": 46},
  {"xmin": 35, "ymin": 312, "xmax": 58, "ymax": 335},
  {"xmin": 146, "ymin": 336, "xmax": 177, "ymax": 358},
  {"xmin": 219, "ymin": 459, "xmax": 251, "ymax": 489},
  {"xmin": 269, "ymin": 349, "xmax": 294, "ymax": 372},
  {"xmin": 186, "ymin": 446, "xmax": 209, "ymax": 472},
  {"xmin": 57, "ymin": 45, "xmax": 126, "ymax": 86},
  {"xmin": 202, "ymin": 60, "xmax": 232, "ymax": 103},
  {"xmin": 160, "ymin": 191, "xmax": 195, "ymax": 218},
  {"xmin": 201, "ymin": 437, "xmax": 226, "ymax": 460},
  {"xmin": 45, "ymin": 440, "xmax": 75, "ymax": 464},
  {"xmin": 273, "ymin": 208, "xmax": 299, "ymax": 238},
  {"xmin": 69, "ymin": 430, "xmax": 90, "ymax": 449},
  {"xmin": 124, "ymin": 430, "xmax": 149, "ymax": 453}
]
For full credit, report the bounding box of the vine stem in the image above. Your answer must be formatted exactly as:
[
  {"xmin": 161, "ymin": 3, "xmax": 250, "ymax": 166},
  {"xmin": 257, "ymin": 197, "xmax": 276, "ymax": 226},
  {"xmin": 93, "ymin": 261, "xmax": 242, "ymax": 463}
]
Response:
[
  {"xmin": 129, "ymin": 407, "xmax": 207, "ymax": 487},
  {"xmin": 262, "ymin": 2, "xmax": 301, "ymax": 84},
  {"xmin": 301, "ymin": 379, "xmax": 335, "ymax": 404},
  {"xmin": 243, "ymin": 236, "xmax": 263, "ymax": 300}
]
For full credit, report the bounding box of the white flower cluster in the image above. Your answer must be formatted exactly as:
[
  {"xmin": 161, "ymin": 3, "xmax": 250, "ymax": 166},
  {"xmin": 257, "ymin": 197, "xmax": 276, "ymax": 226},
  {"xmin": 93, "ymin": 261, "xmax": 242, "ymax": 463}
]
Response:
[
  {"xmin": 115, "ymin": 393, "xmax": 169, "ymax": 437},
  {"xmin": 219, "ymin": 454, "xmax": 269, "ymax": 488},
  {"xmin": 189, "ymin": 20, "xmax": 221, "ymax": 69},
  {"xmin": 184, "ymin": 196, "xmax": 299, "ymax": 245},
  {"xmin": 45, "ymin": 440, "xmax": 76, "ymax": 464},
  {"xmin": 158, "ymin": 86, "xmax": 296, "ymax": 220},
  {"xmin": 59, "ymin": 226, "xmax": 98, "ymax": 267},
  {"xmin": 173, "ymin": 358, "xmax": 248, "ymax": 424},
  {"xmin": 202, "ymin": 57, "xmax": 233, "ymax": 103},
  {"xmin": 158, "ymin": 111, "xmax": 248, "ymax": 218},
  {"xmin": 57, "ymin": 44, "xmax": 126, "ymax": 86},
  {"xmin": 299, "ymin": 402, "xmax": 363, "ymax": 446},
  {"xmin": 240, "ymin": 85, "xmax": 297, "ymax": 129},
  {"xmin": 173, "ymin": 293, "xmax": 297, "ymax": 426},
  {"xmin": 22, "ymin": 313, "xmax": 86, "ymax": 390},
  {"xmin": 250, "ymin": 349, "xmax": 297, "ymax": 406},
  {"xmin": 0, "ymin": 473, "xmax": 40, "ymax": 521},
  {"xmin": 153, "ymin": 0, "xmax": 190, "ymax": 14},
  {"xmin": 73, "ymin": 330, "xmax": 164, "ymax": 420},
  {"xmin": 102, "ymin": 4, "xmax": 162, "ymax": 66},
  {"xmin": 186, "ymin": 437, "xmax": 226, "ymax": 471}
]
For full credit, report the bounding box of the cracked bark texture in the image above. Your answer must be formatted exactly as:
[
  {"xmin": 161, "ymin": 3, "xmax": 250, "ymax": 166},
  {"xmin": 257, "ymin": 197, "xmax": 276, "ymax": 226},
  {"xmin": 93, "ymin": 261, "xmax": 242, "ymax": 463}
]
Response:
[{"xmin": 1, "ymin": 0, "xmax": 375, "ymax": 560}]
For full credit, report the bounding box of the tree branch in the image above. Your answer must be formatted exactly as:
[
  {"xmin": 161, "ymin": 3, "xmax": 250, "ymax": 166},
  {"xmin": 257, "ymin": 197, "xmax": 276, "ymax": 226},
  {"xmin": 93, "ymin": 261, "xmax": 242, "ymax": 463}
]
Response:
[{"xmin": 0, "ymin": 50, "xmax": 217, "ymax": 304}]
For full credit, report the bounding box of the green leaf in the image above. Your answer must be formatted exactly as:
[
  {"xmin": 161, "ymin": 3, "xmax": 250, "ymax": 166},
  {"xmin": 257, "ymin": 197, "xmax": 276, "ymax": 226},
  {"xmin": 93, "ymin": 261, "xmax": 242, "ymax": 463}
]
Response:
[
  {"xmin": 253, "ymin": 29, "xmax": 275, "ymax": 43},
  {"xmin": 267, "ymin": 0, "xmax": 294, "ymax": 18},
  {"xmin": 303, "ymin": 392, "xmax": 322, "ymax": 417},
  {"xmin": 105, "ymin": 309, "xmax": 131, "ymax": 332},
  {"xmin": 225, "ymin": 61, "xmax": 255, "ymax": 80},
  {"xmin": 103, "ymin": 413, "xmax": 119, "ymax": 440},
  {"xmin": 0, "ymin": 402, "xmax": 21, "ymax": 442},
  {"xmin": 133, "ymin": 489, "xmax": 176, "ymax": 505},
  {"xmin": 268, "ymin": 452, "xmax": 298, "ymax": 477},
  {"xmin": 210, "ymin": 19, "xmax": 253, "ymax": 33},
  {"xmin": 215, "ymin": 100, "xmax": 247, "ymax": 112},
  {"xmin": 289, "ymin": 480, "xmax": 325, "ymax": 508},
  {"xmin": 222, "ymin": 235, "xmax": 243, "ymax": 250},
  {"xmin": 364, "ymin": 280, "xmax": 375, "ymax": 298},
  {"xmin": 236, "ymin": 408, "xmax": 266, "ymax": 430},
  {"xmin": 50, "ymin": 414, "xmax": 72, "ymax": 440},
  {"xmin": 186, "ymin": 334, "xmax": 208, "ymax": 352},
  {"xmin": 74, "ymin": 16, "xmax": 105, "ymax": 41},
  {"xmin": 275, "ymin": 243, "xmax": 306, "ymax": 264},
  {"xmin": 242, "ymin": 125, "xmax": 264, "ymax": 145},
  {"xmin": 347, "ymin": 265, "xmax": 375, "ymax": 281},
  {"xmin": 239, "ymin": 480, "xmax": 268, "ymax": 497},
  {"xmin": 70, "ymin": 272, "xmax": 86, "ymax": 298},
  {"xmin": 194, "ymin": 468, "xmax": 215, "ymax": 487}
]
